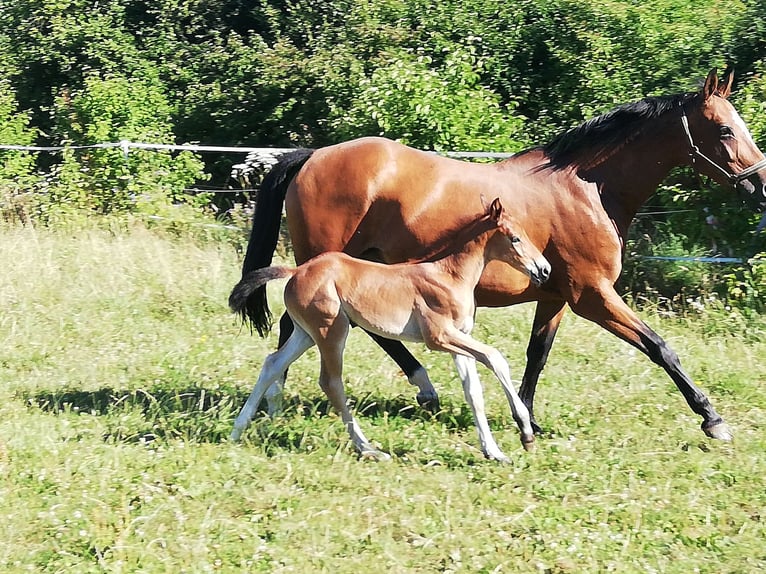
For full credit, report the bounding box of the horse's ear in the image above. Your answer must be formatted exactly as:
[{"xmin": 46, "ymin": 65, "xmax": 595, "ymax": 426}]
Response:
[
  {"xmin": 489, "ymin": 197, "xmax": 503, "ymax": 221},
  {"xmin": 702, "ymin": 68, "xmax": 719, "ymax": 101},
  {"xmin": 717, "ymin": 67, "xmax": 734, "ymax": 99}
]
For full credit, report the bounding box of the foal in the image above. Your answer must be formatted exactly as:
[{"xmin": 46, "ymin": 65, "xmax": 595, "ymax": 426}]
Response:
[{"xmin": 229, "ymin": 198, "xmax": 551, "ymax": 461}]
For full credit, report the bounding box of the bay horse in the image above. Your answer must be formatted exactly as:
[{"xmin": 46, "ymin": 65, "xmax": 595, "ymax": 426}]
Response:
[
  {"xmin": 240, "ymin": 68, "xmax": 766, "ymax": 442},
  {"xmin": 229, "ymin": 198, "xmax": 551, "ymax": 461}
]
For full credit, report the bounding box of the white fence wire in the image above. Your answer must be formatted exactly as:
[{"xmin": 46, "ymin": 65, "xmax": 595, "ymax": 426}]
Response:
[{"xmin": 1, "ymin": 140, "xmax": 763, "ymax": 264}]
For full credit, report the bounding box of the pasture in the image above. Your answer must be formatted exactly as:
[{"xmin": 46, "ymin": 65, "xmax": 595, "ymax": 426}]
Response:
[{"xmin": 1, "ymin": 221, "xmax": 765, "ymax": 573}]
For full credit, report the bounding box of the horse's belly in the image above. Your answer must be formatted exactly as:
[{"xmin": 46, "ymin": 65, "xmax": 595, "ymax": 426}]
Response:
[{"xmin": 343, "ymin": 304, "xmax": 423, "ymax": 343}]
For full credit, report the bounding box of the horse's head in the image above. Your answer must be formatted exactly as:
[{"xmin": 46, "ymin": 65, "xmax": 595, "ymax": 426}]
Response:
[
  {"xmin": 684, "ymin": 68, "xmax": 766, "ymax": 211},
  {"xmin": 485, "ymin": 197, "xmax": 551, "ymax": 286}
]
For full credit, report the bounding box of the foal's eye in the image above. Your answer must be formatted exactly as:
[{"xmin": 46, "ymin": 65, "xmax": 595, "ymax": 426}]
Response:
[
  {"xmin": 720, "ymin": 125, "xmax": 735, "ymax": 140},
  {"xmin": 511, "ymin": 236, "xmax": 521, "ymax": 244}
]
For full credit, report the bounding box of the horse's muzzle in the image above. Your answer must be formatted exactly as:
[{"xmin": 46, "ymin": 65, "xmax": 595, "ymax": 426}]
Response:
[
  {"xmin": 529, "ymin": 258, "xmax": 552, "ymax": 286},
  {"xmin": 738, "ymin": 177, "xmax": 766, "ymax": 212}
]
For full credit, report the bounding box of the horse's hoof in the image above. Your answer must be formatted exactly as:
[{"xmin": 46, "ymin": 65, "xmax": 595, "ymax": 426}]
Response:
[
  {"xmin": 521, "ymin": 435, "xmax": 536, "ymax": 452},
  {"xmin": 487, "ymin": 452, "xmax": 511, "ymax": 464},
  {"xmin": 360, "ymin": 449, "xmax": 392, "ymax": 462},
  {"xmin": 230, "ymin": 428, "xmax": 243, "ymax": 442},
  {"xmin": 703, "ymin": 421, "xmax": 733, "ymax": 442},
  {"xmin": 416, "ymin": 392, "xmax": 441, "ymax": 414}
]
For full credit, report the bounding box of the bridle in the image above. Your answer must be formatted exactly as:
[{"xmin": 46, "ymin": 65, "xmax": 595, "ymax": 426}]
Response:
[{"xmin": 680, "ymin": 107, "xmax": 766, "ymax": 186}]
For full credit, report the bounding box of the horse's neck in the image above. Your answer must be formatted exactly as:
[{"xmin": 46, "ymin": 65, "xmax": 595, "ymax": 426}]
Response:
[
  {"xmin": 583, "ymin": 115, "xmax": 687, "ymax": 231},
  {"xmin": 432, "ymin": 226, "xmax": 493, "ymax": 289}
]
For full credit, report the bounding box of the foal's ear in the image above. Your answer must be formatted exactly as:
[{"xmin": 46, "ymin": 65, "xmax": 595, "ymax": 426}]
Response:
[
  {"xmin": 717, "ymin": 67, "xmax": 734, "ymax": 99},
  {"xmin": 488, "ymin": 197, "xmax": 503, "ymax": 221},
  {"xmin": 702, "ymin": 68, "xmax": 719, "ymax": 101}
]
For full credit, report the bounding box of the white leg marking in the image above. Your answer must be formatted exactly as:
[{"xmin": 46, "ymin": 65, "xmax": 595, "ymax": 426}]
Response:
[
  {"xmin": 347, "ymin": 418, "xmax": 391, "ymax": 461},
  {"xmin": 482, "ymin": 348, "xmax": 535, "ymax": 448},
  {"xmin": 453, "ymin": 354, "xmax": 509, "ymax": 462},
  {"xmin": 408, "ymin": 366, "xmax": 439, "ymax": 406},
  {"xmin": 264, "ymin": 374, "xmax": 285, "ymax": 417},
  {"xmin": 231, "ymin": 325, "xmax": 314, "ymax": 441}
]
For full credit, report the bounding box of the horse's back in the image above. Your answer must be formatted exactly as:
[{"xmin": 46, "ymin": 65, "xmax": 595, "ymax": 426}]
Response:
[{"xmin": 284, "ymin": 137, "xmax": 514, "ymax": 264}]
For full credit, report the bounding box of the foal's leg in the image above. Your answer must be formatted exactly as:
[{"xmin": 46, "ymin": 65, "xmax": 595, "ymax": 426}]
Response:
[
  {"xmin": 231, "ymin": 324, "xmax": 314, "ymax": 441},
  {"xmin": 264, "ymin": 312, "xmax": 295, "ymax": 416},
  {"xmin": 453, "ymin": 354, "xmax": 509, "ymax": 462},
  {"xmin": 315, "ymin": 319, "xmax": 391, "ymax": 461},
  {"xmin": 569, "ymin": 285, "xmax": 732, "ymax": 440},
  {"xmin": 367, "ymin": 332, "xmax": 440, "ymax": 412},
  {"xmin": 519, "ymin": 300, "xmax": 568, "ymax": 434},
  {"xmin": 426, "ymin": 326, "xmax": 535, "ymax": 450}
]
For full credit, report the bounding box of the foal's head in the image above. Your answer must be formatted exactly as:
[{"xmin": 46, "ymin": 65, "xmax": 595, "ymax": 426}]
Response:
[{"xmin": 484, "ymin": 198, "xmax": 551, "ymax": 286}]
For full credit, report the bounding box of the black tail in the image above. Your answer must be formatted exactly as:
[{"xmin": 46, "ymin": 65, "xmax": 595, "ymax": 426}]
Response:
[
  {"xmin": 240, "ymin": 148, "xmax": 314, "ymax": 336},
  {"xmin": 229, "ymin": 267, "xmax": 295, "ymax": 324}
]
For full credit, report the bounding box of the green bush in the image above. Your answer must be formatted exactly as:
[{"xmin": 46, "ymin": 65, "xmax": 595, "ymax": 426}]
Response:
[
  {"xmin": 332, "ymin": 47, "xmax": 528, "ymax": 151},
  {"xmin": 0, "ymin": 82, "xmax": 38, "ymax": 223},
  {"xmin": 43, "ymin": 73, "xmax": 207, "ymax": 217}
]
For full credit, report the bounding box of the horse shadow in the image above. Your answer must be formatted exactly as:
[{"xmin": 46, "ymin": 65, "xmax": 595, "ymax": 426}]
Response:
[{"xmin": 23, "ymin": 384, "xmax": 487, "ymax": 450}]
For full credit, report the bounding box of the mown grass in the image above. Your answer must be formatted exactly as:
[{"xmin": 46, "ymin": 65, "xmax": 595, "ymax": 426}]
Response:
[{"xmin": 1, "ymin": 222, "xmax": 765, "ymax": 573}]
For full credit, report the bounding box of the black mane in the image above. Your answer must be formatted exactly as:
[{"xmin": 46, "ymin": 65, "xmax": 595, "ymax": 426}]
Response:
[{"xmin": 541, "ymin": 91, "xmax": 699, "ymax": 169}]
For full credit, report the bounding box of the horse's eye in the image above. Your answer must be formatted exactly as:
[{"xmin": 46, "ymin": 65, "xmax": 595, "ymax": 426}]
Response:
[
  {"xmin": 511, "ymin": 236, "xmax": 521, "ymax": 244},
  {"xmin": 720, "ymin": 125, "xmax": 735, "ymax": 139}
]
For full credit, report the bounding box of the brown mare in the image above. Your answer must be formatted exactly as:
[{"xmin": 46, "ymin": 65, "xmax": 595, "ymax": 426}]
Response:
[
  {"xmin": 229, "ymin": 198, "xmax": 551, "ymax": 461},
  {"xmin": 240, "ymin": 68, "xmax": 766, "ymax": 442}
]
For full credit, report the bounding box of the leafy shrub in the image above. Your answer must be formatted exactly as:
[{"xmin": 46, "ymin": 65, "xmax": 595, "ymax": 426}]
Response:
[
  {"xmin": 0, "ymin": 82, "xmax": 38, "ymax": 223},
  {"xmin": 332, "ymin": 47, "xmax": 529, "ymax": 151},
  {"xmin": 43, "ymin": 73, "xmax": 207, "ymax": 217}
]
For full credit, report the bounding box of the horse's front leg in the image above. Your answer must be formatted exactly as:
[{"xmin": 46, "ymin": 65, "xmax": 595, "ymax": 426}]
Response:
[
  {"xmin": 519, "ymin": 300, "xmax": 568, "ymax": 434},
  {"xmin": 569, "ymin": 286, "xmax": 732, "ymax": 441},
  {"xmin": 423, "ymin": 322, "xmax": 535, "ymax": 453},
  {"xmin": 366, "ymin": 332, "xmax": 440, "ymax": 412},
  {"xmin": 452, "ymin": 354, "xmax": 510, "ymax": 462}
]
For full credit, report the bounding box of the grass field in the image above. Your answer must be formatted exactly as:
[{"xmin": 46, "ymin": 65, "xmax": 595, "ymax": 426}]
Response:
[{"xmin": 1, "ymin": 222, "xmax": 765, "ymax": 573}]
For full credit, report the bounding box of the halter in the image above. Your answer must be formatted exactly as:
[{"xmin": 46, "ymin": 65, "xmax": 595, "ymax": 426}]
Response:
[{"xmin": 680, "ymin": 107, "xmax": 766, "ymax": 185}]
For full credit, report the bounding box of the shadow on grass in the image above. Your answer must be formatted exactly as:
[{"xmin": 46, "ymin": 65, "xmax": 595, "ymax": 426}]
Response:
[{"xmin": 21, "ymin": 385, "xmax": 486, "ymax": 448}]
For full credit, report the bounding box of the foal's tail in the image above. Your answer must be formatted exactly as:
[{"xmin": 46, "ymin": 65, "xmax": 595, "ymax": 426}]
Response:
[
  {"xmin": 229, "ymin": 267, "xmax": 295, "ymax": 324},
  {"xmin": 240, "ymin": 148, "xmax": 315, "ymax": 336}
]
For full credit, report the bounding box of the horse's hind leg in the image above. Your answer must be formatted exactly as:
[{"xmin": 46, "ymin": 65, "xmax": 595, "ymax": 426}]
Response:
[
  {"xmin": 315, "ymin": 322, "xmax": 391, "ymax": 461},
  {"xmin": 231, "ymin": 323, "xmax": 314, "ymax": 441},
  {"xmin": 263, "ymin": 312, "xmax": 295, "ymax": 416},
  {"xmin": 367, "ymin": 332, "xmax": 440, "ymax": 412},
  {"xmin": 453, "ymin": 354, "xmax": 509, "ymax": 462},
  {"xmin": 519, "ymin": 300, "xmax": 568, "ymax": 434},
  {"xmin": 570, "ymin": 286, "xmax": 731, "ymax": 441}
]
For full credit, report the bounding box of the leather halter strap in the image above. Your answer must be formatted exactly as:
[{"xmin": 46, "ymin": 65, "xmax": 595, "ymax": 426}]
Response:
[{"xmin": 680, "ymin": 108, "xmax": 766, "ymax": 185}]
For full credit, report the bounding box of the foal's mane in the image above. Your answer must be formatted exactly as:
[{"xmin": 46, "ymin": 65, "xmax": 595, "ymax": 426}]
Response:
[
  {"xmin": 408, "ymin": 211, "xmax": 497, "ymax": 264},
  {"xmin": 533, "ymin": 91, "xmax": 699, "ymax": 170}
]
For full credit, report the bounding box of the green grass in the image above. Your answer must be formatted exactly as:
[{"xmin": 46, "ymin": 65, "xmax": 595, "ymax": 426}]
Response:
[{"xmin": 1, "ymin": 222, "xmax": 765, "ymax": 573}]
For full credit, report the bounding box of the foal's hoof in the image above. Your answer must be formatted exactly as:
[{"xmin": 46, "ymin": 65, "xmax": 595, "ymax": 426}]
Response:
[
  {"xmin": 521, "ymin": 434, "xmax": 536, "ymax": 452},
  {"xmin": 485, "ymin": 451, "xmax": 511, "ymax": 464},
  {"xmin": 416, "ymin": 392, "xmax": 441, "ymax": 414},
  {"xmin": 702, "ymin": 421, "xmax": 733, "ymax": 442},
  {"xmin": 360, "ymin": 448, "xmax": 392, "ymax": 462}
]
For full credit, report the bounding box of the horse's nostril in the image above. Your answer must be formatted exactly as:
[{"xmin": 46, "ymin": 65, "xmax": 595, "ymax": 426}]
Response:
[{"xmin": 540, "ymin": 261, "xmax": 551, "ymax": 281}]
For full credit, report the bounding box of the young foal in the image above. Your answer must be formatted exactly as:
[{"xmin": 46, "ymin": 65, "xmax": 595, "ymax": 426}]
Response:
[{"xmin": 229, "ymin": 198, "xmax": 551, "ymax": 461}]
